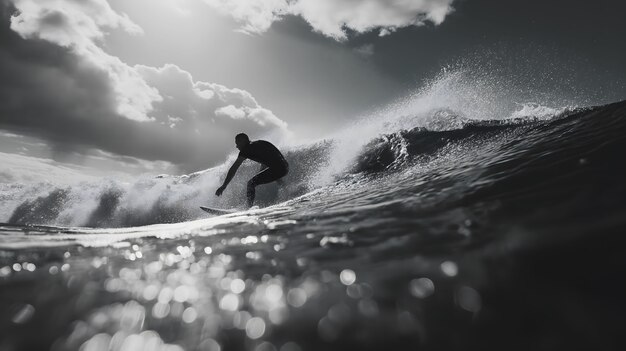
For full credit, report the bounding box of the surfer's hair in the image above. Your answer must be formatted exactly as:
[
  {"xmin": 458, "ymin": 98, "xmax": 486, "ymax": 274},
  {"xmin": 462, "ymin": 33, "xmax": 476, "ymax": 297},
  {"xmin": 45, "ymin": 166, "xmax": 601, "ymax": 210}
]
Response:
[{"xmin": 235, "ymin": 133, "xmax": 249, "ymax": 143}]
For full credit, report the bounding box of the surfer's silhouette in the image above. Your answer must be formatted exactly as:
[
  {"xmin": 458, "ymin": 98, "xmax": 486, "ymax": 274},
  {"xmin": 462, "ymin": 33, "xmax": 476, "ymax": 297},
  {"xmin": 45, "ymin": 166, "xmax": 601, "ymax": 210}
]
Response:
[{"xmin": 215, "ymin": 133, "xmax": 289, "ymax": 207}]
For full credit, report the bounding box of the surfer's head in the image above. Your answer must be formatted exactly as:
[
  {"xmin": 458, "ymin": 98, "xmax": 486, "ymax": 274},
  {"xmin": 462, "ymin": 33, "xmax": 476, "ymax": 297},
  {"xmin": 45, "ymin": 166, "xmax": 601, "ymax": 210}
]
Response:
[{"xmin": 235, "ymin": 133, "xmax": 250, "ymax": 150}]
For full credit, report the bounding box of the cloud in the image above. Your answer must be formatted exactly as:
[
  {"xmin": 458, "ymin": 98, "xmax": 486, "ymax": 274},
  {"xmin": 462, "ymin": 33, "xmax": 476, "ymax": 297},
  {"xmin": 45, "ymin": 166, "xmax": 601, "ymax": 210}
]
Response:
[
  {"xmin": 10, "ymin": 0, "xmax": 160, "ymax": 122},
  {"xmin": 0, "ymin": 1, "xmax": 288, "ymax": 171},
  {"xmin": 202, "ymin": 0, "xmax": 456, "ymax": 40},
  {"xmin": 135, "ymin": 63, "xmax": 288, "ymax": 132},
  {"xmin": 10, "ymin": 0, "xmax": 142, "ymax": 45},
  {"xmin": 202, "ymin": 0, "xmax": 290, "ymax": 34}
]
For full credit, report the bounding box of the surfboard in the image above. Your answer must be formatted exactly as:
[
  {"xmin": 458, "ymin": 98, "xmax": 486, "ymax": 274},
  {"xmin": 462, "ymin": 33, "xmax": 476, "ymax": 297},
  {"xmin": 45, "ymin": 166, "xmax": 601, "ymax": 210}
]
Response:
[{"xmin": 200, "ymin": 206, "xmax": 238, "ymax": 215}]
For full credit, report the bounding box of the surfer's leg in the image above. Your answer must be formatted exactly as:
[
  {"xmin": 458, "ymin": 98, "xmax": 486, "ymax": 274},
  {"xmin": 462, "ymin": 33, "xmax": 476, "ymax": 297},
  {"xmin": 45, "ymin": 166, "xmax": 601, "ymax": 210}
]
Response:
[
  {"xmin": 246, "ymin": 181, "xmax": 256, "ymax": 208},
  {"xmin": 247, "ymin": 169, "xmax": 270, "ymax": 207},
  {"xmin": 246, "ymin": 167, "xmax": 287, "ymax": 207}
]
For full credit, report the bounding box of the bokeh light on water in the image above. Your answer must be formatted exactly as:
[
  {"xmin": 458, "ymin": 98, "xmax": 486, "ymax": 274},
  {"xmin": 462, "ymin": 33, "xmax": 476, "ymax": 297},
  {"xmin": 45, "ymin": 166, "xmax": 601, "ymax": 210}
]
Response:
[{"xmin": 0, "ymin": 216, "xmax": 463, "ymax": 351}]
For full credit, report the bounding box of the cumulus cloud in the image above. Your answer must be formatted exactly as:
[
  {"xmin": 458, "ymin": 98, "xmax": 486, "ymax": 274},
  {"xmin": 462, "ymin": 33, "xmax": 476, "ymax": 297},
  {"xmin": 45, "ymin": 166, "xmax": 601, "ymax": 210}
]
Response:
[
  {"xmin": 202, "ymin": 0, "xmax": 456, "ymax": 40},
  {"xmin": 0, "ymin": 0, "xmax": 288, "ymax": 170},
  {"xmin": 10, "ymin": 0, "xmax": 142, "ymax": 45},
  {"xmin": 6, "ymin": 0, "xmax": 287, "ymax": 130},
  {"xmin": 10, "ymin": 0, "xmax": 160, "ymax": 122},
  {"xmin": 135, "ymin": 64, "xmax": 288, "ymax": 132}
]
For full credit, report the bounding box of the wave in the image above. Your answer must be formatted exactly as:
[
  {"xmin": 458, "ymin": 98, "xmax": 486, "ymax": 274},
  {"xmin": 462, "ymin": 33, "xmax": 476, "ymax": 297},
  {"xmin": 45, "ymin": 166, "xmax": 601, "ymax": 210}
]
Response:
[
  {"xmin": 350, "ymin": 106, "xmax": 584, "ymax": 175},
  {"xmin": 0, "ymin": 66, "xmax": 613, "ymax": 228}
]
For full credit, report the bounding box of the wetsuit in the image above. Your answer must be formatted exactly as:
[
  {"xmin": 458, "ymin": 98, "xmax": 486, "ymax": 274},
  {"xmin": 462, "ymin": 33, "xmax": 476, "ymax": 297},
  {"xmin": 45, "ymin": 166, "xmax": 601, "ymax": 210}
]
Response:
[{"xmin": 238, "ymin": 140, "xmax": 289, "ymax": 206}]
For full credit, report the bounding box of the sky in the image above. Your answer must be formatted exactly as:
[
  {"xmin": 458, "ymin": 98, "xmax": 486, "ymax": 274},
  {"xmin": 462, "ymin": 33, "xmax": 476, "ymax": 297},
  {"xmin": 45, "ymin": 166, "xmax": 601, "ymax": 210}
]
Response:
[{"xmin": 1, "ymin": 0, "xmax": 625, "ymax": 178}]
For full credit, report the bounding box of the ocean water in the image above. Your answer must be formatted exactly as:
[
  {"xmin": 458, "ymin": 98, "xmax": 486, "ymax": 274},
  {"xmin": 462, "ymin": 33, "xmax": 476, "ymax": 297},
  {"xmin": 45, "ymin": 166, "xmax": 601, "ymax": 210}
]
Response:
[{"xmin": 1, "ymin": 70, "xmax": 626, "ymax": 351}]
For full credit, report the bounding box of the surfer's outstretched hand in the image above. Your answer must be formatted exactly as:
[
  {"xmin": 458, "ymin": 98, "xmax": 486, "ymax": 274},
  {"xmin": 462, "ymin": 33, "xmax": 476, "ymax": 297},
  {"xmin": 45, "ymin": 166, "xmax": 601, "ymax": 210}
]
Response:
[{"xmin": 215, "ymin": 186, "xmax": 225, "ymax": 196}]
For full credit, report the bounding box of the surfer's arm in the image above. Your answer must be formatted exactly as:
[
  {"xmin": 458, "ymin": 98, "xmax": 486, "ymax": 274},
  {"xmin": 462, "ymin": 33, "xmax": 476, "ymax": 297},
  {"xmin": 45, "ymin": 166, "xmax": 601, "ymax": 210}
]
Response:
[{"xmin": 216, "ymin": 157, "xmax": 244, "ymax": 195}]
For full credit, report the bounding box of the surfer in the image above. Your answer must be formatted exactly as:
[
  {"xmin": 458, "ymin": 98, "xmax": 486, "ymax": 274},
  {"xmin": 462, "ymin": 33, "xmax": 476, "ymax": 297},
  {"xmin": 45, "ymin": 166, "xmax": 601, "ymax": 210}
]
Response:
[{"xmin": 215, "ymin": 133, "xmax": 289, "ymax": 207}]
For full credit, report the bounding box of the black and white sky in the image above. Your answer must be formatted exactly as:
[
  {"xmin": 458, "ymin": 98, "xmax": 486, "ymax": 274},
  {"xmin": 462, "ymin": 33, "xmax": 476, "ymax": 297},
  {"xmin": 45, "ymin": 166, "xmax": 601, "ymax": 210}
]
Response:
[{"xmin": 1, "ymin": 0, "xmax": 625, "ymax": 179}]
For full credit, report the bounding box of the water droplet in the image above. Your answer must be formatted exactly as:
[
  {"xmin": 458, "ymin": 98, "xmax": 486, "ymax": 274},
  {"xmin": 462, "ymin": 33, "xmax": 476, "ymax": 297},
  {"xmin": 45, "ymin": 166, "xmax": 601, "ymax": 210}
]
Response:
[
  {"xmin": 11, "ymin": 304, "xmax": 35, "ymax": 324},
  {"xmin": 340, "ymin": 269, "xmax": 356, "ymax": 285},
  {"xmin": 327, "ymin": 303, "xmax": 351, "ymax": 325},
  {"xmin": 158, "ymin": 287, "xmax": 174, "ymax": 303},
  {"xmin": 220, "ymin": 293, "xmax": 241, "ymax": 312},
  {"xmin": 457, "ymin": 226, "xmax": 471, "ymax": 236},
  {"xmin": 317, "ymin": 317, "xmax": 339, "ymax": 341},
  {"xmin": 80, "ymin": 333, "xmax": 111, "ymax": 351},
  {"xmin": 255, "ymin": 341, "xmax": 277, "ymax": 351},
  {"xmin": 286, "ymin": 288, "xmax": 307, "ymax": 308},
  {"xmin": 152, "ymin": 302, "xmax": 170, "ymax": 319},
  {"xmin": 120, "ymin": 301, "xmax": 145, "ymax": 331},
  {"xmin": 198, "ymin": 339, "xmax": 221, "ymax": 351},
  {"xmin": 268, "ymin": 307, "xmax": 288, "ymax": 325},
  {"xmin": 440, "ymin": 261, "xmax": 458, "ymax": 277},
  {"xmin": 246, "ymin": 251, "xmax": 262, "ymax": 260},
  {"xmin": 346, "ymin": 284, "xmax": 362, "ymax": 298},
  {"xmin": 265, "ymin": 284, "xmax": 283, "ymax": 302},
  {"xmin": 230, "ymin": 279, "xmax": 246, "ymax": 294},
  {"xmin": 320, "ymin": 234, "xmax": 353, "ymax": 248},
  {"xmin": 174, "ymin": 286, "xmax": 190, "ymax": 302},
  {"xmin": 182, "ymin": 307, "xmax": 198, "ymax": 323},
  {"xmin": 0, "ymin": 266, "xmax": 11, "ymax": 277},
  {"xmin": 280, "ymin": 342, "xmax": 302, "ymax": 351},
  {"xmin": 233, "ymin": 310, "xmax": 252, "ymax": 329},
  {"xmin": 245, "ymin": 317, "xmax": 266, "ymax": 339},
  {"xmin": 357, "ymin": 299, "xmax": 379, "ymax": 317},
  {"xmin": 409, "ymin": 278, "xmax": 435, "ymax": 298},
  {"xmin": 456, "ymin": 286, "xmax": 481, "ymax": 313},
  {"xmin": 143, "ymin": 285, "xmax": 159, "ymax": 301},
  {"xmin": 105, "ymin": 278, "xmax": 124, "ymax": 292}
]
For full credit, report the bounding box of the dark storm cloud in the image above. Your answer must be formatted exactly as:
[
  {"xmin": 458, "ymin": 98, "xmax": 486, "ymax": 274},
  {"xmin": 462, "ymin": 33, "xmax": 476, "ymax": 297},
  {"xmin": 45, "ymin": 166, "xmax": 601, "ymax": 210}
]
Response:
[{"xmin": 0, "ymin": 1, "xmax": 288, "ymax": 172}]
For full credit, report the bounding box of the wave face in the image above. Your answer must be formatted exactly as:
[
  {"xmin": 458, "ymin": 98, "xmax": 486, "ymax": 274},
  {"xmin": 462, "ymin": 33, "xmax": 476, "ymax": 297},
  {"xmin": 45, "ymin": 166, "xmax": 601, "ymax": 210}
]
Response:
[
  {"xmin": 1, "ymin": 68, "xmax": 626, "ymax": 350},
  {"xmin": 0, "ymin": 107, "xmax": 583, "ymax": 228},
  {"xmin": 0, "ymin": 67, "xmax": 581, "ymax": 228}
]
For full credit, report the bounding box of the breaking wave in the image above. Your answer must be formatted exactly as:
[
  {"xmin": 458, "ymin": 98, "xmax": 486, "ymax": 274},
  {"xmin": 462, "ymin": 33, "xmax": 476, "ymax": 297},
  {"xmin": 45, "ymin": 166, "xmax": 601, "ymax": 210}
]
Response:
[{"xmin": 0, "ymin": 67, "xmax": 602, "ymax": 228}]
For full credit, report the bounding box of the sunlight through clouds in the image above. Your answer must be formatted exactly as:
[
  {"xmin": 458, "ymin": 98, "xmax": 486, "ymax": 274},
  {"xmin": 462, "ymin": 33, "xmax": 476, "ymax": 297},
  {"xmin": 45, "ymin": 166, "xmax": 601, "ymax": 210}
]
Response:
[
  {"xmin": 3, "ymin": 0, "xmax": 289, "ymax": 167},
  {"xmin": 201, "ymin": 0, "xmax": 456, "ymax": 40},
  {"xmin": 8, "ymin": 0, "xmax": 288, "ymax": 133}
]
